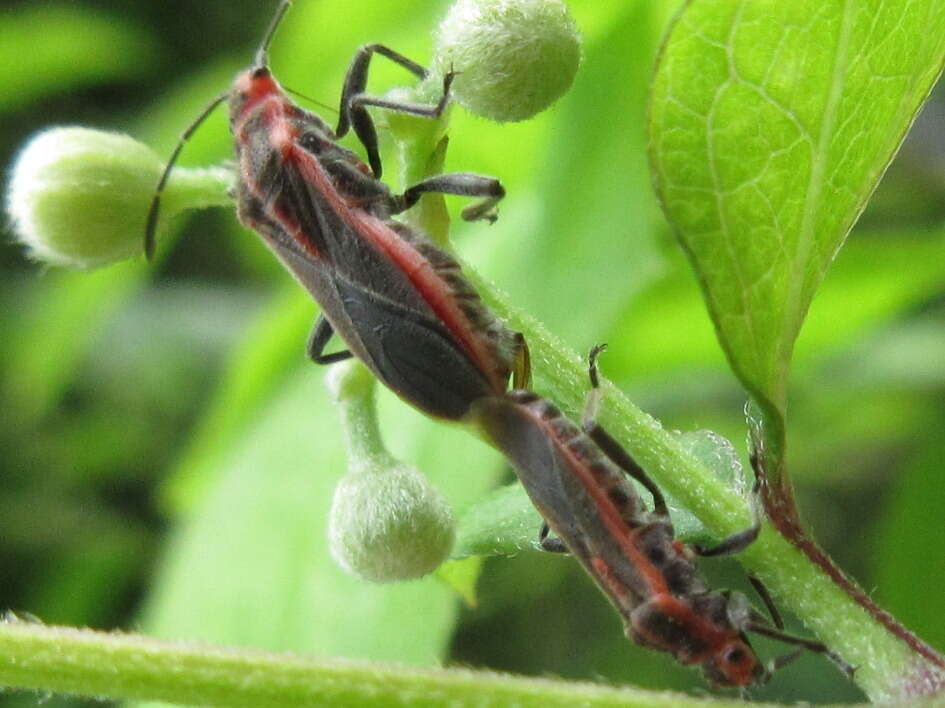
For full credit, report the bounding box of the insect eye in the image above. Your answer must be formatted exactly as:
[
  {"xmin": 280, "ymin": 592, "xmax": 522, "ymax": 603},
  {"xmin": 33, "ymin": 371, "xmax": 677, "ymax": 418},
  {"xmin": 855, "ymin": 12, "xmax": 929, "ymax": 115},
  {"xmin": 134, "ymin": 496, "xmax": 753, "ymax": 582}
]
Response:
[
  {"xmin": 298, "ymin": 132, "xmax": 324, "ymax": 154},
  {"xmin": 252, "ymin": 67, "xmax": 270, "ymax": 79}
]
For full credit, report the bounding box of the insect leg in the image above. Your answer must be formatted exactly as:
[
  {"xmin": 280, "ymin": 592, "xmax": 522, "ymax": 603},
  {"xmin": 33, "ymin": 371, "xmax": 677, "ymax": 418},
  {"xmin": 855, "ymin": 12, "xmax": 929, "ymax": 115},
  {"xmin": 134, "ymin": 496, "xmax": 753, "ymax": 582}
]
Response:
[
  {"xmin": 747, "ymin": 574, "xmax": 784, "ymax": 630},
  {"xmin": 768, "ymin": 649, "xmax": 804, "ymax": 675},
  {"xmin": 307, "ymin": 315, "xmax": 353, "ymax": 365},
  {"xmin": 585, "ymin": 426, "xmax": 670, "ymax": 519},
  {"xmin": 691, "ymin": 523, "xmax": 760, "ymax": 557},
  {"xmin": 580, "ymin": 346, "xmax": 670, "ymax": 517},
  {"xmin": 337, "ymin": 44, "xmax": 451, "ymax": 178},
  {"xmin": 538, "ymin": 522, "xmax": 569, "ymax": 554},
  {"xmin": 394, "ymin": 173, "xmax": 506, "ymax": 223},
  {"xmin": 145, "ymin": 92, "xmax": 229, "ymax": 259},
  {"xmin": 744, "ymin": 621, "xmax": 856, "ymax": 678},
  {"xmin": 692, "ymin": 479, "xmax": 763, "ymax": 556},
  {"xmin": 337, "ymin": 44, "xmax": 428, "ymax": 136}
]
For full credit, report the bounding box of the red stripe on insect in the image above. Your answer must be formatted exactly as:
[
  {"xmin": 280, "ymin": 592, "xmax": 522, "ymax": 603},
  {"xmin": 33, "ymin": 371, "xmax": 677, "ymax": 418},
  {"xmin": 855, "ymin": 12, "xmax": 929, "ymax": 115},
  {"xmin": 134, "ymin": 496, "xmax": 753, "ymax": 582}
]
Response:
[
  {"xmin": 551, "ymin": 426, "xmax": 670, "ymax": 597},
  {"xmin": 590, "ymin": 556, "xmax": 632, "ymax": 604},
  {"xmin": 233, "ymin": 94, "xmax": 323, "ymax": 260},
  {"xmin": 292, "ymin": 151, "xmax": 502, "ymax": 392}
]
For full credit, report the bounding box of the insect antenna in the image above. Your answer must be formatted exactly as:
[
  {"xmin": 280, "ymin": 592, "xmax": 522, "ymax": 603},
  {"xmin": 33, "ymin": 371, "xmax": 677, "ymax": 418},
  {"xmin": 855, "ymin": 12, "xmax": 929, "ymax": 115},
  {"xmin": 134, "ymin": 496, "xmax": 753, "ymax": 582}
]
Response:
[
  {"xmin": 144, "ymin": 92, "xmax": 229, "ymax": 260},
  {"xmin": 284, "ymin": 85, "xmax": 338, "ymax": 115},
  {"xmin": 255, "ymin": 0, "xmax": 293, "ymax": 68}
]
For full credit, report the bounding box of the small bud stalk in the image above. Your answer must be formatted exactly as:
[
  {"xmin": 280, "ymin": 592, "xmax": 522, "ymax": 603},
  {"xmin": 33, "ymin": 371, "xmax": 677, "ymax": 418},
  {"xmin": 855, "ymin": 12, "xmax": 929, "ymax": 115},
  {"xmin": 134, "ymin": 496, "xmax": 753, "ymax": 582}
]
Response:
[
  {"xmin": 6, "ymin": 127, "xmax": 232, "ymax": 268},
  {"xmin": 326, "ymin": 362, "xmax": 455, "ymax": 582}
]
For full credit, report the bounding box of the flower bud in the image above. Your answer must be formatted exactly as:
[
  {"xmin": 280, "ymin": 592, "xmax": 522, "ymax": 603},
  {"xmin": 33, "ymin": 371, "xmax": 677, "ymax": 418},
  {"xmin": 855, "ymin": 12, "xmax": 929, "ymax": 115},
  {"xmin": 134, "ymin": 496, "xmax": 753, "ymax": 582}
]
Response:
[
  {"xmin": 433, "ymin": 0, "xmax": 581, "ymax": 122},
  {"xmin": 6, "ymin": 127, "xmax": 230, "ymax": 268},
  {"xmin": 329, "ymin": 462, "xmax": 455, "ymax": 583}
]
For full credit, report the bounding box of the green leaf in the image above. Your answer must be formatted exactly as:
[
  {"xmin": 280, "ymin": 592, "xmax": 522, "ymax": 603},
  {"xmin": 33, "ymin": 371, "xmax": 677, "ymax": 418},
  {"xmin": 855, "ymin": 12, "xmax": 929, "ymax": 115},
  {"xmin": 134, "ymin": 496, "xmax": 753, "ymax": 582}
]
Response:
[
  {"xmin": 159, "ymin": 286, "xmax": 314, "ymax": 513},
  {"xmin": 140, "ymin": 344, "xmax": 505, "ymax": 681},
  {"xmin": 794, "ymin": 231, "xmax": 945, "ymax": 365},
  {"xmin": 436, "ymin": 556, "xmax": 483, "ymax": 607},
  {"xmin": 823, "ymin": 315, "xmax": 945, "ymax": 390},
  {"xmin": 605, "ymin": 229, "xmax": 945, "ymax": 379},
  {"xmin": 453, "ymin": 474, "xmax": 710, "ymax": 562},
  {"xmin": 453, "ymin": 483, "xmax": 544, "ymax": 559},
  {"xmin": 648, "ymin": 0, "xmax": 945, "ymax": 452}
]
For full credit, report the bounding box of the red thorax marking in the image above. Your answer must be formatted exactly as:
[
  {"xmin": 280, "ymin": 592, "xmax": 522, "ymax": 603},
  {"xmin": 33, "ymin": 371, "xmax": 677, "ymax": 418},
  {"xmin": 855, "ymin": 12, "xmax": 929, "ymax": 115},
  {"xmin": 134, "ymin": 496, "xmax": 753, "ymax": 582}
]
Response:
[
  {"xmin": 235, "ymin": 70, "xmax": 280, "ymax": 108},
  {"xmin": 233, "ymin": 85, "xmax": 319, "ymax": 259}
]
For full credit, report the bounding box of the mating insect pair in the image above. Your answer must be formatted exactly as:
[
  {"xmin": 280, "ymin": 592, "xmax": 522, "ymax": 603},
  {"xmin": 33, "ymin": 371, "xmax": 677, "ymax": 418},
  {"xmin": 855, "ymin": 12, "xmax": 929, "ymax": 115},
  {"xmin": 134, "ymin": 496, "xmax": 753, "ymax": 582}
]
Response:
[{"xmin": 148, "ymin": 0, "xmax": 850, "ymax": 689}]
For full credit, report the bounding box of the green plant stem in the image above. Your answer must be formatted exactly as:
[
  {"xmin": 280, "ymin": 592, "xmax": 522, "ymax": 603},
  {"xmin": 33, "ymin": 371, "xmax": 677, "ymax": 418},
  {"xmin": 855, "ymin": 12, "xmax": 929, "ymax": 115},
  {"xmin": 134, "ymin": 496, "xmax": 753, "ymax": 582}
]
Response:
[
  {"xmin": 460, "ymin": 267, "xmax": 942, "ymax": 703},
  {"xmin": 162, "ymin": 165, "xmax": 233, "ymax": 217},
  {"xmin": 330, "ymin": 359, "xmax": 394, "ymax": 471},
  {"xmin": 0, "ymin": 619, "xmax": 797, "ymax": 708}
]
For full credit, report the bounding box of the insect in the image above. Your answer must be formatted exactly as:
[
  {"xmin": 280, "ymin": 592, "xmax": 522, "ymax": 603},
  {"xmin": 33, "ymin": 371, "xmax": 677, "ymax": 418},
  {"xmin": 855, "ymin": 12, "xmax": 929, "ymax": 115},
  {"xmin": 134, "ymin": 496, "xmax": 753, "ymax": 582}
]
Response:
[
  {"xmin": 146, "ymin": 0, "xmax": 530, "ymax": 420},
  {"xmin": 472, "ymin": 346, "xmax": 853, "ymax": 687}
]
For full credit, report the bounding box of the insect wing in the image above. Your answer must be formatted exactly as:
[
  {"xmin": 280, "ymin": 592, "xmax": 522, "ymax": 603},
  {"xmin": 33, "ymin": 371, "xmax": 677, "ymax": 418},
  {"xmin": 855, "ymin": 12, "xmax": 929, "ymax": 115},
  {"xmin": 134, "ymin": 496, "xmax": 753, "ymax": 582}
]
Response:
[
  {"xmin": 474, "ymin": 395, "xmax": 595, "ymax": 552},
  {"xmin": 331, "ymin": 275, "xmax": 495, "ymax": 419}
]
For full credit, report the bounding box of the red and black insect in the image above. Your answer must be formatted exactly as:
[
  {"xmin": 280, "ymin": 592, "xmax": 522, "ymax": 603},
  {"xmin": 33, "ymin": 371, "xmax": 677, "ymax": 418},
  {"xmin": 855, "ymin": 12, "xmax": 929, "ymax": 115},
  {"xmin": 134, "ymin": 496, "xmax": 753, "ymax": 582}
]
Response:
[
  {"xmin": 472, "ymin": 346, "xmax": 853, "ymax": 687},
  {"xmin": 146, "ymin": 0, "xmax": 530, "ymax": 420}
]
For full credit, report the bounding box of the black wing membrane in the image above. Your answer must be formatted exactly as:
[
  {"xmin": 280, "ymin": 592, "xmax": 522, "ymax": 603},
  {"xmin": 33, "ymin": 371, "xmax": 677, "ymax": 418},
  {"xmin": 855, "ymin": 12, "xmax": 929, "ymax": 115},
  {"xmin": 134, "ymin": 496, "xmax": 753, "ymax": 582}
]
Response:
[
  {"xmin": 333, "ymin": 276, "xmax": 494, "ymax": 420},
  {"xmin": 286, "ymin": 158, "xmax": 434, "ymax": 315},
  {"xmin": 476, "ymin": 396, "xmax": 583, "ymax": 540}
]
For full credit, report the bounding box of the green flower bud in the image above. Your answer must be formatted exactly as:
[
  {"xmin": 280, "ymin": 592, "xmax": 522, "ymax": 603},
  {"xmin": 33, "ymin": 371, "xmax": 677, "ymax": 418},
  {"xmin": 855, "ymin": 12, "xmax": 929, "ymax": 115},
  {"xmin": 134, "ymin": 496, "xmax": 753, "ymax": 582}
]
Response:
[
  {"xmin": 329, "ymin": 462, "xmax": 455, "ymax": 583},
  {"xmin": 432, "ymin": 0, "xmax": 581, "ymax": 122},
  {"xmin": 6, "ymin": 127, "xmax": 231, "ymax": 268},
  {"xmin": 327, "ymin": 362, "xmax": 455, "ymax": 582}
]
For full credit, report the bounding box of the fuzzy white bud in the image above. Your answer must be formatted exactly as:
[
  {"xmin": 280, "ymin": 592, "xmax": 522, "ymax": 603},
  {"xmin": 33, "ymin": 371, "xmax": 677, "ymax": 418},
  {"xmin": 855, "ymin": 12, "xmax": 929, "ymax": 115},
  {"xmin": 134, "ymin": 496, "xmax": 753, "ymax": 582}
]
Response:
[
  {"xmin": 433, "ymin": 0, "xmax": 581, "ymax": 122},
  {"xmin": 329, "ymin": 462, "xmax": 455, "ymax": 582},
  {"xmin": 6, "ymin": 127, "xmax": 231, "ymax": 268}
]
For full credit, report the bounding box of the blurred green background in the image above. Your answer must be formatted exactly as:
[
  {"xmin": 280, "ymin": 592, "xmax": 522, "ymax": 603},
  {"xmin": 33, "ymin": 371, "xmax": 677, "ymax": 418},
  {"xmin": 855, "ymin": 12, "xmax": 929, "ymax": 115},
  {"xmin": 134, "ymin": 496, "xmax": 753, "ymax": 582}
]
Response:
[{"xmin": 2, "ymin": 0, "xmax": 944, "ymax": 705}]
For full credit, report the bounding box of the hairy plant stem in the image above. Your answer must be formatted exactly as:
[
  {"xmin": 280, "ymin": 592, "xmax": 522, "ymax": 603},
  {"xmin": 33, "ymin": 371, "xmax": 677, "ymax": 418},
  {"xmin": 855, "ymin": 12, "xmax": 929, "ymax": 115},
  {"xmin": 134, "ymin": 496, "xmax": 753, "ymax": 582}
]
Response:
[{"xmin": 0, "ymin": 619, "xmax": 783, "ymax": 708}]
